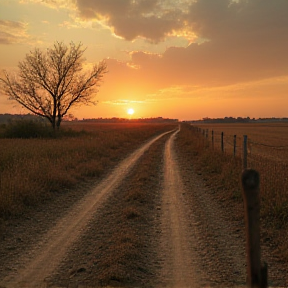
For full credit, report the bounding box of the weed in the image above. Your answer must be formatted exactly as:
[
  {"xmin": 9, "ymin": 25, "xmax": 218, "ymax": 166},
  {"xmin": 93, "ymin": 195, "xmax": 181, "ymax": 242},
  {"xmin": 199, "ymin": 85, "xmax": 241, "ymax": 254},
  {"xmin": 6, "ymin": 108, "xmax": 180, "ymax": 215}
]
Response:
[{"xmin": 0, "ymin": 122, "xmax": 176, "ymax": 218}]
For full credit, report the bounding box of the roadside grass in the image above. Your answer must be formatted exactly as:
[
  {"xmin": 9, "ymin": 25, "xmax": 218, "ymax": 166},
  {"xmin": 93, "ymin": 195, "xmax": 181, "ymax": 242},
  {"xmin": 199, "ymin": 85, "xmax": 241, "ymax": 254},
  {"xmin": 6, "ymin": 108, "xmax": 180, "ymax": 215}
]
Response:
[
  {"xmin": 177, "ymin": 123, "xmax": 288, "ymax": 222},
  {"xmin": 176, "ymin": 124, "xmax": 243, "ymax": 201},
  {"xmin": 0, "ymin": 122, "xmax": 176, "ymax": 220},
  {"xmin": 93, "ymin": 136, "xmax": 167, "ymax": 287},
  {"xmin": 176, "ymin": 123, "xmax": 288, "ymax": 260},
  {"xmin": 49, "ymin": 131, "xmax": 168, "ymax": 287}
]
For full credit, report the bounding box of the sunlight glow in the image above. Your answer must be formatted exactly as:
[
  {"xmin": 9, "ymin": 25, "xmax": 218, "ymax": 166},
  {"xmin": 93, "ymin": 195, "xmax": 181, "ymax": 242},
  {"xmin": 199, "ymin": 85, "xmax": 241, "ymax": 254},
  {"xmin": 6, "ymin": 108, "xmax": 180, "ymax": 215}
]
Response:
[{"xmin": 127, "ymin": 108, "xmax": 134, "ymax": 115}]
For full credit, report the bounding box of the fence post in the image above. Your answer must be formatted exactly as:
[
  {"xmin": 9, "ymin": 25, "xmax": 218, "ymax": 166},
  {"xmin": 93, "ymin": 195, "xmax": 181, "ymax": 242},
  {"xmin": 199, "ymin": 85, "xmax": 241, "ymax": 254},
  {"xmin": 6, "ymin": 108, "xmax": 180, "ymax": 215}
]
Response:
[
  {"xmin": 234, "ymin": 135, "xmax": 237, "ymax": 157},
  {"xmin": 212, "ymin": 130, "xmax": 214, "ymax": 149},
  {"xmin": 241, "ymin": 169, "xmax": 268, "ymax": 288},
  {"xmin": 243, "ymin": 135, "xmax": 248, "ymax": 169},
  {"xmin": 221, "ymin": 132, "xmax": 224, "ymax": 153}
]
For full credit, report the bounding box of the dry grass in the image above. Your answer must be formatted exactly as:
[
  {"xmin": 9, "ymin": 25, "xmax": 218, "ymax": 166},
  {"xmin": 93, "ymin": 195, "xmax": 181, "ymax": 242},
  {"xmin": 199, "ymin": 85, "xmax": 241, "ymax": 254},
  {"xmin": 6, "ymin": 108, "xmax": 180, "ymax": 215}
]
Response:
[
  {"xmin": 196, "ymin": 122, "xmax": 288, "ymax": 161},
  {"xmin": 0, "ymin": 122, "xmax": 176, "ymax": 219},
  {"xmin": 176, "ymin": 124, "xmax": 243, "ymax": 201},
  {"xmin": 48, "ymin": 129, "xmax": 168, "ymax": 287},
  {"xmin": 176, "ymin": 123, "xmax": 288, "ymax": 261},
  {"xmin": 193, "ymin": 122, "xmax": 288, "ymax": 223},
  {"xmin": 92, "ymin": 135, "xmax": 167, "ymax": 287}
]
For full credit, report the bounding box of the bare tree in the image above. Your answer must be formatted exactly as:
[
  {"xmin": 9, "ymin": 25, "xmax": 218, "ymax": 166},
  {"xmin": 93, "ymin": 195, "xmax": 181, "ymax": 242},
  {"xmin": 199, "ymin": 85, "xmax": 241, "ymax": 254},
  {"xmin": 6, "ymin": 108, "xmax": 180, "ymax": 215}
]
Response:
[{"xmin": 0, "ymin": 41, "xmax": 107, "ymax": 129}]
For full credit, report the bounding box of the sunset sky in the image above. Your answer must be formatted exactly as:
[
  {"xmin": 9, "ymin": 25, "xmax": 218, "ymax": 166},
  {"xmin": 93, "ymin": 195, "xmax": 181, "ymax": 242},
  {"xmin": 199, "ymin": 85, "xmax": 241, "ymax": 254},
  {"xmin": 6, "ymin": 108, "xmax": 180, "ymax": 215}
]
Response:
[{"xmin": 0, "ymin": 0, "xmax": 287, "ymax": 120}]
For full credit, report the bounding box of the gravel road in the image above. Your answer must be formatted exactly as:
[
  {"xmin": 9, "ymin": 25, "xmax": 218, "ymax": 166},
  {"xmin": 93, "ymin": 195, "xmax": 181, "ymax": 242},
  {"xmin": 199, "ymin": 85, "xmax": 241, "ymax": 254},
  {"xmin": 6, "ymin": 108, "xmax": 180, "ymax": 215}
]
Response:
[{"xmin": 0, "ymin": 126, "xmax": 286, "ymax": 287}]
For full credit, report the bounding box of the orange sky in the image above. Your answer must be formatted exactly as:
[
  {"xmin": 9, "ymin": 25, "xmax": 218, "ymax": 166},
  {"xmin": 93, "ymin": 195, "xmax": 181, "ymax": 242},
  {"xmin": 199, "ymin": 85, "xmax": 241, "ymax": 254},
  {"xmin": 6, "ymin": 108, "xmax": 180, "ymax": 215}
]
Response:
[{"xmin": 0, "ymin": 0, "xmax": 287, "ymax": 120}]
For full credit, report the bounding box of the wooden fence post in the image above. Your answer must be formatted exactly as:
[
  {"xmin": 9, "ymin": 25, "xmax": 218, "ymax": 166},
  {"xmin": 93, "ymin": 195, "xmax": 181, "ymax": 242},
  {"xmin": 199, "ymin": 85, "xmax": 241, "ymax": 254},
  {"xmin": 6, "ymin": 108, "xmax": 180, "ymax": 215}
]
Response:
[
  {"xmin": 212, "ymin": 130, "xmax": 214, "ymax": 149},
  {"xmin": 241, "ymin": 169, "xmax": 268, "ymax": 288},
  {"xmin": 221, "ymin": 132, "xmax": 224, "ymax": 153},
  {"xmin": 243, "ymin": 135, "xmax": 248, "ymax": 169}
]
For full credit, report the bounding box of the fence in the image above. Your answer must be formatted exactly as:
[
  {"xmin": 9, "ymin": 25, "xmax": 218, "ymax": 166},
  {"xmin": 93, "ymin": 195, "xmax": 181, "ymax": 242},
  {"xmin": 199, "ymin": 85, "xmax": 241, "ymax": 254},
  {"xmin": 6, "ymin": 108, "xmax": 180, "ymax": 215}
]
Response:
[
  {"xmin": 195, "ymin": 126, "xmax": 288, "ymax": 168},
  {"xmin": 193, "ymin": 125, "xmax": 288, "ymax": 222},
  {"xmin": 193, "ymin": 125, "xmax": 288, "ymax": 287},
  {"xmin": 242, "ymin": 169, "xmax": 268, "ymax": 288}
]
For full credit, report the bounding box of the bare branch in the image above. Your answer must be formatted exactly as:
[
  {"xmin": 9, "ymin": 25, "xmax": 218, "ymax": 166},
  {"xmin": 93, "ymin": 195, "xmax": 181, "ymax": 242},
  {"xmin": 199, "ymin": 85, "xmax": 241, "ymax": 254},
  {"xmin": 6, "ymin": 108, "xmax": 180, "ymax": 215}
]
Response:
[{"xmin": 0, "ymin": 41, "xmax": 107, "ymax": 129}]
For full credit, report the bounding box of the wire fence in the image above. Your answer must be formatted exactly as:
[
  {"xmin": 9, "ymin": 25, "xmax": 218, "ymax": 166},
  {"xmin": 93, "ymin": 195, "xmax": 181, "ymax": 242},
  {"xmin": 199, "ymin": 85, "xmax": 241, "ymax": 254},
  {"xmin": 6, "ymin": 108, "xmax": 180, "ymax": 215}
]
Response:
[
  {"xmin": 194, "ymin": 126, "xmax": 288, "ymax": 220},
  {"xmin": 196, "ymin": 127, "xmax": 288, "ymax": 167}
]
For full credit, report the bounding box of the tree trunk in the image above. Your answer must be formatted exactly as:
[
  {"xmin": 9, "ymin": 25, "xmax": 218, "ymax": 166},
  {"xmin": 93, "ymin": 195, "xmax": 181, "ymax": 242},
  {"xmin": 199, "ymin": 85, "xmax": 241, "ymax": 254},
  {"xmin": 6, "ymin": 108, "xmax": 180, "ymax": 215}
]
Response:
[
  {"xmin": 56, "ymin": 115, "xmax": 62, "ymax": 130},
  {"xmin": 50, "ymin": 117, "xmax": 56, "ymax": 131}
]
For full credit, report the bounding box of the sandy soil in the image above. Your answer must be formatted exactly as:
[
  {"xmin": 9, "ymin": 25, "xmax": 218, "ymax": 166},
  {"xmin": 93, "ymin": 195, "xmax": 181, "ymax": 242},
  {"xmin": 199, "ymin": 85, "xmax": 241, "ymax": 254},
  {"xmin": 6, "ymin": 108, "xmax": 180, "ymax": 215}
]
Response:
[
  {"xmin": 0, "ymin": 127, "xmax": 287, "ymax": 287},
  {"xmin": 158, "ymin": 129, "xmax": 207, "ymax": 287}
]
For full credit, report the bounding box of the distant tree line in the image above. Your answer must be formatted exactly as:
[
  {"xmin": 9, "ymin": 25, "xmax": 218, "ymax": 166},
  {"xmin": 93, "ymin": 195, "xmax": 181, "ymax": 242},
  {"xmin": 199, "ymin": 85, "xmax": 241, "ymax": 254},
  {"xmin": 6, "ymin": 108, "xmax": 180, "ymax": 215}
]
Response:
[
  {"xmin": 80, "ymin": 117, "xmax": 178, "ymax": 123},
  {"xmin": 0, "ymin": 114, "xmax": 178, "ymax": 124},
  {"xmin": 186, "ymin": 117, "xmax": 288, "ymax": 124}
]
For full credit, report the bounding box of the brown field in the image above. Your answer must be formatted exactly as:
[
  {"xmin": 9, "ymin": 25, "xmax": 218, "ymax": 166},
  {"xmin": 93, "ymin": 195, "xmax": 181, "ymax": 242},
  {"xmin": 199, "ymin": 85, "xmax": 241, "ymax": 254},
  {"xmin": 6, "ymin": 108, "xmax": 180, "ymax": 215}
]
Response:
[
  {"xmin": 1, "ymin": 121, "xmax": 288, "ymax": 286},
  {"xmin": 177, "ymin": 123, "xmax": 288, "ymax": 260},
  {"xmin": 0, "ymin": 122, "xmax": 177, "ymax": 218},
  {"xmin": 192, "ymin": 122, "xmax": 288, "ymax": 211},
  {"xmin": 194, "ymin": 122, "xmax": 288, "ymax": 222},
  {"xmin": 194, "ymin": 122, "xmax": 288, "ymax": 162}
]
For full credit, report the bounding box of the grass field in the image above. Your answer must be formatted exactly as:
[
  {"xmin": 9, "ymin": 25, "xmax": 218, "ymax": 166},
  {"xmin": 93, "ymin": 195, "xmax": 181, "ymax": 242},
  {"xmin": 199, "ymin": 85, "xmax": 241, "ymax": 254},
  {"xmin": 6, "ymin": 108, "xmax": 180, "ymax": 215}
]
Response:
[
  {"xmin": 1, "ymin": 120, "xmax": 287, "ymax": 259},
  {"xmin": 0, "ymin": 122, "xmax": 177, "ymax": 219},
  {"xmin": 194, "ymin": 122, "xmax": 288, "ymax": 162},
  {"xmin": 176, "ymin": 123, "xmax": 288, "ymax": 259},
  {"xmin": 194, "ymin": 122, "xmax": 288, "ymax": 221}
]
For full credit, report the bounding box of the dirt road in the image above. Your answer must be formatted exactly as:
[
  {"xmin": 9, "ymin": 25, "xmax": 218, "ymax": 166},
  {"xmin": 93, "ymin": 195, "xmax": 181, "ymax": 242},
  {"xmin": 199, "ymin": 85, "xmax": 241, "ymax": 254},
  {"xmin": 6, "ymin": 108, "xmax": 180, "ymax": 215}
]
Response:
[
  {"xmin": 158, "ymin": 130, "xmax": 246, "ymax": 287},
  {"xmin": 0, "ymin": 127, "xmax": 286, "ymax": 287},
  {"xmin": 0, "ymin": 130, "xmax": 172, "ymax": 288},
  {"xmin": 159, "ymin": 129, "xmax": 206, "ymax": 287}
]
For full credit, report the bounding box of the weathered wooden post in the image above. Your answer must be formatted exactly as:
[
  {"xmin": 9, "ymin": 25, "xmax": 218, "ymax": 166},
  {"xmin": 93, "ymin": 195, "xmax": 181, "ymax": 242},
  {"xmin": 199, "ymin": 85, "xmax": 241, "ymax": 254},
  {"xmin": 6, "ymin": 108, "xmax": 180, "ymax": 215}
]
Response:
[
  {"xmin": 241, "ymin": 169, "xmax": 268, "ymax": 288},
  {"xmin": 243, "ymin": 135, "xmax": 248, "ymax": 169},
  {"xmin": 221, "ymin": 132, "xmax": 224, "ymax": 153},
  {"xmin": 212, "ymin": 130, "xmax": 214, "ymax": 149}
]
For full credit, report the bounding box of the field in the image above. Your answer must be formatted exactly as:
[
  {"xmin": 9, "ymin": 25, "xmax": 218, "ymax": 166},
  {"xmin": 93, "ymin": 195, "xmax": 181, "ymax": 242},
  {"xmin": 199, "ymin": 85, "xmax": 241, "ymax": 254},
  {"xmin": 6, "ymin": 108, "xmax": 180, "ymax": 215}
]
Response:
[
  {"xmin": 195, "ymin": 122, "xmax": 288, "ymax": 162},
  {"xmin": 190, "ymin": 122, "xmax": 288, "ymax": 219},
  {"xmin": 178, "ymin": 122, "xmax": 288, "ymax": 260},
  {"xmin": 0, "ymin": 122, "xmax": 177, "ymax": 218},
  {"xmin": 1, "ymin": 121, "xmax": 288, "ymax": 286}
]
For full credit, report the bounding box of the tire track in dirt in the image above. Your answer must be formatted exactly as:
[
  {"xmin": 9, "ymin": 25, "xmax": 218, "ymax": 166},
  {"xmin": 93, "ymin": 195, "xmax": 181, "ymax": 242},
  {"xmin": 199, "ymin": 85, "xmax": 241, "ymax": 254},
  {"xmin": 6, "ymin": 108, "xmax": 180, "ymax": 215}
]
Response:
[
  {"xmin": 46, "ymin": 129, "xmax": 170, "ymax": 287},
  {"xmin": 159, "ymin": 128, "xmax": 246, "ymax": 287},
  {"xmin": 0, "ymin": 130, "xmax": 174, "ymax": 288},
  {"xmin": 159, "ymin": 129, "xmax": 206, "ymax": 287}
]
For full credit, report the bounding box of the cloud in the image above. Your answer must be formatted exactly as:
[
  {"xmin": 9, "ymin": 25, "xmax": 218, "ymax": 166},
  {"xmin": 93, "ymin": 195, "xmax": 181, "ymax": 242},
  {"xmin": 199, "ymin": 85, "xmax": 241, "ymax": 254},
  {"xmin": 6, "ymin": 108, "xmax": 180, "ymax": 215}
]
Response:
[
  {"xmin": 74, "ymin": 0, "xmax": 287, "ymax": 45},
  {"xmin": 0, "ymin": 20, "xmax": 30, "ymax": 44},
  {"xmin": 75, "ymin": 0, "xmax": 185, "ymax": 42},
  {"xmin": 187, "ymin": 0, "xmax": 288, "ymax": 45},
  {"xmin": 8, "ymin": 0, "xmax": 287, "ymax": 97},
  {"xmin": 19, "ymin": 0, "xmax": 73, "ymax": 10},
  {"xmin": 109, "ymin": 0, "xmax": 287, "ymax": 87},
  {"xmin": 73, "ymin": 0, "xmax": 288, "ymax": 85}
]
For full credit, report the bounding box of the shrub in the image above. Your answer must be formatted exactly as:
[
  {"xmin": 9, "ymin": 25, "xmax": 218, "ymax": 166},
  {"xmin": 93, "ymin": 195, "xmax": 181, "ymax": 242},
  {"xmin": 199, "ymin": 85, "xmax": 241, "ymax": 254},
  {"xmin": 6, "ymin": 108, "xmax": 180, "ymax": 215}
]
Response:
[
  {"xmin": 0, "ymin": 119, "xmax": 89, "ymax": 139},
  {"xmin": 2, "ymin": 119, "xmax": 53, "ymax": 138}
]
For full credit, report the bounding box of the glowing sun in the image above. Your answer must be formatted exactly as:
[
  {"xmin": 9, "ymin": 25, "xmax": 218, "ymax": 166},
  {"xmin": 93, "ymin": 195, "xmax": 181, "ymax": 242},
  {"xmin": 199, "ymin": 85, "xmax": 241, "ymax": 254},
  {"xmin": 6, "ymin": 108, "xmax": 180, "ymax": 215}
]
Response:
[{"xmin": 127, "ymin": 108, "xmax": 135, "ymax": 115}]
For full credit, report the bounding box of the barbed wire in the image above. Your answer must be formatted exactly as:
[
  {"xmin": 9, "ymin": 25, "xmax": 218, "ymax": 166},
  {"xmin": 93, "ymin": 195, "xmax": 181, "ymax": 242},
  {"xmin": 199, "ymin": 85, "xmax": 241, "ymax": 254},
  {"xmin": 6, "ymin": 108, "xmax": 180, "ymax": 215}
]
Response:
[
  {"xmin": 198, "ymin": 128, "xmax": 288, "ymax": 150},
  {"xmin": 249, "ymin": 140, "xmax": 288, "ymax": 149}
]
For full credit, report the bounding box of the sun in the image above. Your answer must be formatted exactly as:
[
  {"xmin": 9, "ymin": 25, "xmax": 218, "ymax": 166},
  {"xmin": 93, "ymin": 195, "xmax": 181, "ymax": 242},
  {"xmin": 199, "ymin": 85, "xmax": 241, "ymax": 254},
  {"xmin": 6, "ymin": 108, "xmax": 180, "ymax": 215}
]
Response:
[{"xmin": 127, "ymin": 108, "xmax": 135, "ymax": 115}]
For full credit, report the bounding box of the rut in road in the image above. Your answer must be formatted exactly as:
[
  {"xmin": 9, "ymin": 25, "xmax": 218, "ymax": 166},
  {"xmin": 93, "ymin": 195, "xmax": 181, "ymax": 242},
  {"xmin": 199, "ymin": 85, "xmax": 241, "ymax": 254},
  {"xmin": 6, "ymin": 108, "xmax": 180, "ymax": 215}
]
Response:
[
  {"xmin": 0, "ymin": 130, "xmax": 174, "ymax": 288},
  {"xmin": 159, "ymin": 129, "xmax": 206, "ymax": 287}
]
